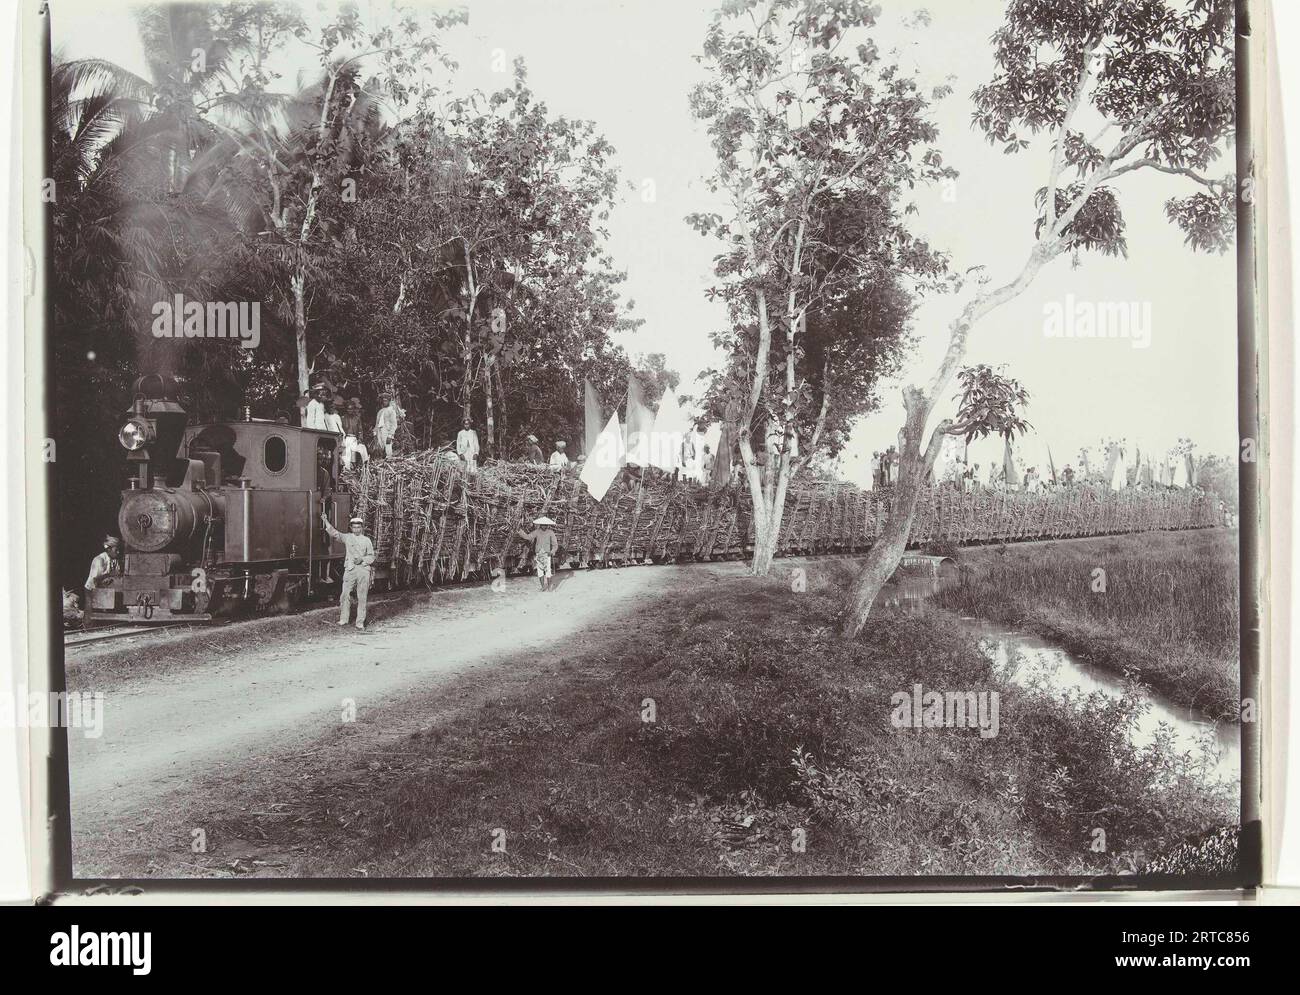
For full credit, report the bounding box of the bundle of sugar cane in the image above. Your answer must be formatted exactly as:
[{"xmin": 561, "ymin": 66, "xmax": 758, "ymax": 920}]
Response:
[{"xmin": 340, "ymin": 449, "xmax": 1218, "ymax": 579}]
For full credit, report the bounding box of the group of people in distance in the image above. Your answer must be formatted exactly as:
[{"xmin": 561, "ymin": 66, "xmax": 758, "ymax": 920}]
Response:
[
  {"xmin": 871, "ymin": 450, "xmax": 1087, "ymax": 493},
  {"xmin": 297, "ymin": 383, "xmax": 574, "ymax": 474},
  {"xmin": 454, "ymin": 417, "xmax": 570, "ymax": 474},
  {"xmin": 870, "ymin": 443, "xmax": 1204, "ymax": 495}
]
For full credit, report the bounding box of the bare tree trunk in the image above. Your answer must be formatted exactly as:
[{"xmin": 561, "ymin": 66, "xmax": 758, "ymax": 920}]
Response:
[
  {"xmin": 292, "ymin": 269, "xmax": 309, "ymax": 394},
  {"xmin": 841, "ymin": 245, "xmax": 1051, "ymax": 637},
  {"xmin": 494, "ymin": 362, "xmax": 508, "ymax": 453},
  {"xmin": 484, "ymin": 355, "xmax": 495, "ymax": 458},
  {"xmin": 842, "ymin": 388, "xmax": 951, "ymax": 637},
  {"xmin": 737, "ymin": 430, "xmax": 770, "ymax": 574},
  {"xmin": 751, "ymin": 453, "xmax": 792, "ymax": 574},
  {"xmin": 461, "ymin": 240, "xmax": 479, "ymax": 420}
]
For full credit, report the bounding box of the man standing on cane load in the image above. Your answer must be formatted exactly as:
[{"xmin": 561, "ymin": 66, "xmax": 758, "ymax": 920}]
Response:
[
  {"xmin": 341, "ymin": 398, "xmax": 369, "ymax": 468},
  {"xmin": 524, "ymin": 434, "xmax": 545, "ymax": 464},
  {"xmin": 374, "ymin": 394, "xmax": 404, "ymax": 458},
  {"xmin": 303, "ymin": 383, "xmax": 328, "ymax": 431},
  {"xmin": 321, "ymin": 514, "xmax": 375, "ymax": 630},
  {"xmin": 517, "ymin": 516, "xmax": 559, "ymax": 592},
  {"xmin": 457, "ymin": 417, "xmax": 481, "ymax": 472}
]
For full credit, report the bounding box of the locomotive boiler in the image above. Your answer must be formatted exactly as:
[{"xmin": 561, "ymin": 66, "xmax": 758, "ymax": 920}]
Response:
[{"xmin": 88, "ymin": 374, "xmax": 354, "ymax": 623}]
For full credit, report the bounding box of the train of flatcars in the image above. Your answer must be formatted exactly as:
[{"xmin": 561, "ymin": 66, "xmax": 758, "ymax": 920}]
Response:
[{"xmin": 87, "ymin": 376, "xmax": 1221, "ymax": 624}]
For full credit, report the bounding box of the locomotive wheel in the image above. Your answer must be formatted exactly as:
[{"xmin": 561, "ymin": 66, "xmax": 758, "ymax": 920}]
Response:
[
  {"xmin": 267, "ymin": 571, "xmax": 298, "ymax": 614},
  {"xmin": 203, "ymin": 585, "xmax": 241, "ymax": 621},
  {"xmin": 213, "ymin": 575, "xmax": 258, "ymax": 619}
]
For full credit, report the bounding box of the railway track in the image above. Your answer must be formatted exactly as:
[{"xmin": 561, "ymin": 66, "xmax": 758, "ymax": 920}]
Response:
[
  {"xmin": 64, "ymin": 622, "xmax": 199, "ymax": 649},
  {"xmin": 62, "ymin": 585, "xmax": 432, "ymax": 651}
]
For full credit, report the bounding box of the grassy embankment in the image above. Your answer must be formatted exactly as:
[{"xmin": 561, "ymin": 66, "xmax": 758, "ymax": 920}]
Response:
[
  {"xmin": 199, "ymin": 550, "xmax": 1234, "ymax": 879},
  {"xmin": 934, "ymin": 529, "xmax": 1239, "ymax": 721}
]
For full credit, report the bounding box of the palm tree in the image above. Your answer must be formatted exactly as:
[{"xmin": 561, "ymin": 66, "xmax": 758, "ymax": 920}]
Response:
[
  {"xmin": 131, "ymin": 2, "xmax": 247, "ymax": 191},
  {"xmin": 199, "ymin": 58, "xmax": 404, "ymax": 393}
]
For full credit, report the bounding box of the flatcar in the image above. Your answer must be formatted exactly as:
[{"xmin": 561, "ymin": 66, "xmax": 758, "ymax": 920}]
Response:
[{"xmin": 88, "ymin": 374, "xmax": 354, "ymax": 623}]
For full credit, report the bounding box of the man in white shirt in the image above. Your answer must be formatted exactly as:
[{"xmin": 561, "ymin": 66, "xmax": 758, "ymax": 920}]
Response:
[
  {"xmin": 323, "ymin": 396, "xmax": 345, "ymax": 435},
  {"xmin": 321, "ymin": 514, "xmax": 376, "ymax": 630},
  {"xmin": 303, "ymin": 385, "xmax": 327, "ymax": 431},
  {"xmin": 549, "ymin": 440, "xmax": 570, "ymax": 468},
  {"xmin": 680, "ymin": 433, "xmax": 696, "ymax": 474},
  {"xmin": 374, "ymin": 395, "xmax": 403, "ymax": 458},
  {"xmin": 456, "ymin": 418, "xmax": 481, "ymax": 472}
]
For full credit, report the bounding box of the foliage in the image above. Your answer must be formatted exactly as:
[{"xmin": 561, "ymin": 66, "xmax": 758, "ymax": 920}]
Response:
[
  {"xmin": 332, "ymin": 61, "xmax": 643, "ymax": 454},
  {"xmin": 974, "ymin": 0, "xmax": 1236, "ymax": 257},
  {"xmin": 843, "ymin": 0, "xmax": 1237, "ymax": 636},
  {"xmin": 951, "ymin": 363, "xmax": 1032, "ymax": 445},
  {"xmin": 688, "ymin": 0, "xmax": 950, "ymax": 571},
  {"xmin": 1195, "ymin": 453, "xmax": 1238, "ymax": 512}
]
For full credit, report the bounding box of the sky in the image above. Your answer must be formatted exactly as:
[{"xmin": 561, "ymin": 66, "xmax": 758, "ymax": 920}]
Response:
[{"xmin": 53, "ymin": 0, "xmax": 1240, "ymax": 486}]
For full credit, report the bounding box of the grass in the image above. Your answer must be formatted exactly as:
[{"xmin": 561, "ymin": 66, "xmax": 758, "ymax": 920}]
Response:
[
  {"xmin": 934, "ymin": 529, "xmax": 1240, "ymax": 720},
  {"xmin": 189, "ymin": 556, "xmax": 1235, "ymax": 880}
]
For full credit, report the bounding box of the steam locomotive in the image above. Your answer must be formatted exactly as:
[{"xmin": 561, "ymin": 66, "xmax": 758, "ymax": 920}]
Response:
[{"xmin": 86, "ymin": 375, "xmax": 354, "ymax": 623}]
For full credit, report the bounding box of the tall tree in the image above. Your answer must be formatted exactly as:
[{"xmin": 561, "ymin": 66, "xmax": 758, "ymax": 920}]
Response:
[
  {"xmin": 342, "ymin": 63, "xmax": 634, "ymax": 453},
  {"xmin": 50, "ymin": 55, "xmax": 238, "ymax": 582},
  {"xmin": 689, "ymin": 0, "xmax": 950, "ymax": 575},
  {"xmin": 840, "ymin": 0, "xmax": 1236, "ymax": 637},
  {"xmin": 204, "ymin": 2, "xmax": 466, "ymax": 394}
]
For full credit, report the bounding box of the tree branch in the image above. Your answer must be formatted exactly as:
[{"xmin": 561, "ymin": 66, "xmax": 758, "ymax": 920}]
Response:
[
  {"xmin": 1104, "ymin": 158, "xmax": 1230, "ymax": 192},
  {"xmin": 1046, "ymin": 42, "xmax": 1095, "ymax": 230}
]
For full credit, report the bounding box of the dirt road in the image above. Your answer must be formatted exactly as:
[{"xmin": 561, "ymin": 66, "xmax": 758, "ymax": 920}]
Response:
[{"xmin": 66, "ymin": 560, "xmax": 753, "ymax": 873}]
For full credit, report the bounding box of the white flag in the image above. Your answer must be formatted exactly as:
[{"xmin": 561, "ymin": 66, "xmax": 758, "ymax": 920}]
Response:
[
  {"xmin": 647, "ymin": 390, "xmax": 687, "ymax": 472},
  {"xmin": 580, "ymin": 412, "xmax": 626, "ymax": 502},
  {"xmin": 1172, "ymin": 453, "xmax": 1188, "ymax": 488},
  {"xmin": 1109, "ymin": 446, "xmax": 1127, "ymax": 490}
]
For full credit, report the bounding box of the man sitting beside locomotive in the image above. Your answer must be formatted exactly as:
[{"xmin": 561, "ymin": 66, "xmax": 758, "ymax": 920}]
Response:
[
  {"xmin": 320, "ymin": 513, "xmax": 376, "ymax": 630},
  {"xmin": 81, "ymin": 535, "xmax": 121, "ymax": 629},
  {"xmin": 323, "ymin": 395, "xmax": 345, "ymax": 435}
]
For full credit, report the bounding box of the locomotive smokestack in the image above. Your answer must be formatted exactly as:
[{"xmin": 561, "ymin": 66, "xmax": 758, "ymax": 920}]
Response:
[{"xmin": 119, "ymin": 373, "xmax": 189, "ymax": 487}]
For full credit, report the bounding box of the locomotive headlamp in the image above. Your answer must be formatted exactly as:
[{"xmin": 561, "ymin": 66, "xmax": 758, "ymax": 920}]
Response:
[{"xmin": 118, "ymin": 416, "xmax": 153, "ymax": 452}]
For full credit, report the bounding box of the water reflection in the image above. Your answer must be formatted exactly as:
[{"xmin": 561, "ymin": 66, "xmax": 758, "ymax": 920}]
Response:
[
  {"xmin": 966, "ymin": 619, "xmax": 1239, "ymax": 786},
  {"xmin": 872, "ymin": 566, "xmax": 1240, "ymax": 787}
]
